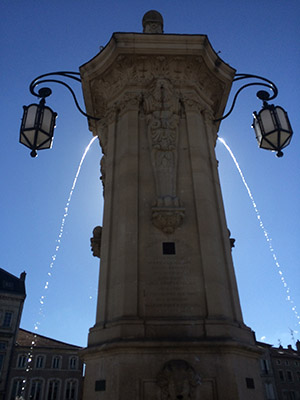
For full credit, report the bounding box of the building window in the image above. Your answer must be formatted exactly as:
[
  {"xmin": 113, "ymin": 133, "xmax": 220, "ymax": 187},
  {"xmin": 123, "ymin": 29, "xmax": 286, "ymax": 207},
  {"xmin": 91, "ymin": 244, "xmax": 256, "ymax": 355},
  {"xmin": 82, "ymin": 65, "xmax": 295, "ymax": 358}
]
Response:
[
  {"xmin": 10, "ymin": 378, "xmax": 25, "ymax": 400},
  {"xmin": 0, "ymin": 342, "xmax": 6, "ymax": 350},
  {"xmin": 276, "ymin": 359, "xmax": 281, "ymax": 365},
  {"xmin": 260, "ymin": 359, "xmax": 270, "ymax": 374},
  {"xmin": 51, "ymin": 356, "xmax": 61, "ymax": 369},
  {"xmin": 279, "ymin": 370, "xmax": 285, "ymax": 381},
  {"xmin": 264, "ymin": 382, "xmax": 275, "ymax": 400},
  {"xmin": 17, "ymin": 354, "xmax": 27, "ymax": 369},
  {"xmin": 287, "ymin": 370, "xmax": 293, "ymax": 382},
  {"xmin": 0, "ymin": 354, "xmax": 4, "ymax": 372},
  {"xmin": 282, "ymin": 391, "xmax": 289, "ymax": 400},
  {"xmin": 3, "ymin": 311, "xmax": 13, "ymax": 328},
  {"xmin": 35, "ymin": 355, "xmax": 45, "ymax": 369},
  {"xmin": 47, "ymin": 380, "xmax": 60, "ymax": 400},
  {"xmin": 65, "ymin": 380, "xmax": 77, "ymax": 400},
  {"xmin": 295, "ymin": 361, "xmax": 299, "ymax": 366},
  {"xmin": 245, "ymin": 378, "xmax": 255, "ymax": 389},
  {"xmin": 296, "ymin": 371, "xmax": 300, "ymax": 381},
  {"xmin": 289, "ymin": 392, "xmax": 296, "ymax": 400},
  {"xmin": 69, "ymin": 357, "xmax": 78, "ymax": 370},
  {"xmin": 30, "ymin": 379, "xmax": 43, "ymax": 400},
  {"xmin": 285, "ymin": 360, "xmax": 290, "ymax": 366}
]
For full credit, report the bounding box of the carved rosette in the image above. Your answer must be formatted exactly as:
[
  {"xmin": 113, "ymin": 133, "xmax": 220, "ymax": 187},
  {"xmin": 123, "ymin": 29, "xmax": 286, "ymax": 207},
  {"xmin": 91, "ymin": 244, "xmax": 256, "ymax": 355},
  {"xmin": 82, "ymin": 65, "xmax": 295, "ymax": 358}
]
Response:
[
  {"xmin": 143, "ymin": 78, "xmax": 185, "ymax": 234},
  {"xmin": 157, "ymin": 360, "xmax": 201, "ymax": 400}
]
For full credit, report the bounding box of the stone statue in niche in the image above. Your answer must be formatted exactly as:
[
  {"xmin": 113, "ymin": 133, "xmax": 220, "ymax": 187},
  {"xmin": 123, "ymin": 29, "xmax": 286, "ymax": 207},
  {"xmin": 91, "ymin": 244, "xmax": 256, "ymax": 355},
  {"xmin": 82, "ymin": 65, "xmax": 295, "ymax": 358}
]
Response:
[
  {"xmin": 157, "ymin": 360, "xmax": 201, "ymax": 400},
  {"xmin": 144, "ymin": 78, "xmax": 185, "ymax": 234},
  {"xmin": 90, "ymin": 226, "xmax": 102, "ymax": 258}
]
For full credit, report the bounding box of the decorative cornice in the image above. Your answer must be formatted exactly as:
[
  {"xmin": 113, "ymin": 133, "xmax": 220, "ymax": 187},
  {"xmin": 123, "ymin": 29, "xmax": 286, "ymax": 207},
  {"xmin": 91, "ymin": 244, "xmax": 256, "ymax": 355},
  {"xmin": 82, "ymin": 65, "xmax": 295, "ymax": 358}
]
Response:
[{"xmin": 88, "ymin": 55, "xmax": 226, "ymax": 119}]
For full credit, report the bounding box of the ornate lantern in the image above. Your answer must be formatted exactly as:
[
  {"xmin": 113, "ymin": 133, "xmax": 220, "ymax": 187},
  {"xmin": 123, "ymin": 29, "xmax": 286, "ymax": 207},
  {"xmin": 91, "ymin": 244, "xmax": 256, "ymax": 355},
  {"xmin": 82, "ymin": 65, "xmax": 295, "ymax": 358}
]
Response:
[
  {"xmin": 19, "ymin": 88, "xmax": 57, "ymax": 157},
  {"xmin": 252, "ymin": 91, "xmax": 293, "ymax": 157}
]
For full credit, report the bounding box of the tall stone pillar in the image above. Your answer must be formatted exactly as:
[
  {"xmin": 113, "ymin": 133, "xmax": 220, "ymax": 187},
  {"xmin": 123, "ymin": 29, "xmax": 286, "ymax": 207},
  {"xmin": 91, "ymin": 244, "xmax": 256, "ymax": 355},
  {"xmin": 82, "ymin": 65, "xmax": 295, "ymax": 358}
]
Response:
[{"xmin": 80, "ymin": 11, "xmax": 264, "ymax": 400}]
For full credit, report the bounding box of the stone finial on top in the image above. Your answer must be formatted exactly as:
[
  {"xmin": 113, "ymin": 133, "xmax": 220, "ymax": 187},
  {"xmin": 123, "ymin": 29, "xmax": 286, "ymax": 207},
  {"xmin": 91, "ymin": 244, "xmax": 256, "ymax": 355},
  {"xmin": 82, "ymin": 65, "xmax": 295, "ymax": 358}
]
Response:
[{"xmin": 142, "ymin": 10, "xmax": 164, "ymax": 33}]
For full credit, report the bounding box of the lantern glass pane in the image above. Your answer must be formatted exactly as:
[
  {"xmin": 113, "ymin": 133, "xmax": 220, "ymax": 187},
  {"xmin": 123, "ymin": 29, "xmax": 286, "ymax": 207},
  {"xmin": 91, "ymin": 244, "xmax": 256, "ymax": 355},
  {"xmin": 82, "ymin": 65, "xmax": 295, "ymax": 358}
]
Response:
[
  {"xmin": 24, "ymin": 105, "xmax": 38, "ymax": 129},
  {"xmin": 261, "ymin": 135, "xmax": 277, "ymax": 150},
  {"xmin": 38, "ymin": 138, "xmax": 53, "ymax": 150},
  {"xmin": 21, "ymin": 129, "xmax": 36, "ymax": 147},
  {"xmin": 36, "ymin": 131, "xmax": 51, "ymax": 147},
  {"xmin": 279, "ymin": 131, "xmax": 292, "ymax": 148},
  {"xmin": 276, "ymin": 107, "xmax": 289, "ymax": 130},
  {"xmin": 253, "ymin": 119, "xmax": 262, "ymax": 142},
  {"xmin": 41, "ymin": 108, "xmax": 53, "ymax": 133},
  {"xmin": 260, "ymin": 109, "xmax": 275, "ymax": 134}
]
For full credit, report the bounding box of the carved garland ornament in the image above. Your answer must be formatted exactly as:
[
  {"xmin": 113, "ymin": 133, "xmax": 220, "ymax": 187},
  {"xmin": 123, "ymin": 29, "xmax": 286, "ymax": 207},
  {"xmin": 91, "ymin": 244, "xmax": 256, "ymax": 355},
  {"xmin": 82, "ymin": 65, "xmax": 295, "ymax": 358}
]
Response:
[{"xmin": 157, "ymin": 360, "xmax": 201, "ymax": 400}]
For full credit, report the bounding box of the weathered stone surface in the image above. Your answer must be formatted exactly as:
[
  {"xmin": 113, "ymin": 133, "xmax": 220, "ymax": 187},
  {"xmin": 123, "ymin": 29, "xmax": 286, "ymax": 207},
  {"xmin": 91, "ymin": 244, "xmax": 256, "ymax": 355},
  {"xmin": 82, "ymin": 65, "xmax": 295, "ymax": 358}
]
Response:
[{"xmin": 80, "ymin": 11, "xmax": 264, "ymax": 400}]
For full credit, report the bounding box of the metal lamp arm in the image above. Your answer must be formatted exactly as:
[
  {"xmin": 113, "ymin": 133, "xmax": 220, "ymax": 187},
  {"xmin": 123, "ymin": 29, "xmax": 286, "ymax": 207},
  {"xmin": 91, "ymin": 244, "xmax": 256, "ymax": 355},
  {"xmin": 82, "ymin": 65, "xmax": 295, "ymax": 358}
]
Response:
[
  {"xmin": 214, "ymin": 73, "xmax": 279, "ymax": 122},
  {"xmin": 29, "ymin": 71, "xmax": 100, "ymax": 121}
]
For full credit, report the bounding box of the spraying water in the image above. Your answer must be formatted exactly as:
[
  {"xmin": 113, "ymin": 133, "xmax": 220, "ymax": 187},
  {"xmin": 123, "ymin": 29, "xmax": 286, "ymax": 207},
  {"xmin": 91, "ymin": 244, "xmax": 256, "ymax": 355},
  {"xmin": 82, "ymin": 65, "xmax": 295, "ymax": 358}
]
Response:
[
  {"xmin": 218, "ymin": 137, "xmax": 299, "ymax": 335},
  {"xmin": 20, "ymin": 136, "xmax": 97, "ymax": 397}
]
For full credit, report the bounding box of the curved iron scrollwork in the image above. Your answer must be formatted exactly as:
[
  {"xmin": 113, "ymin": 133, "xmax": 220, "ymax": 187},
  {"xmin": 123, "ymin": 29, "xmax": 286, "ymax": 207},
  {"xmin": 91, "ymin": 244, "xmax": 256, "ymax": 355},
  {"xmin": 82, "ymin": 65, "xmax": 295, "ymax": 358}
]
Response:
[
  {"xmin": 214, "ymin": 73, "xmax": 279, "ymax": 122},
  {"xmin": 29, "ymin": 71, "xmax": 100, "ymax": 121}
]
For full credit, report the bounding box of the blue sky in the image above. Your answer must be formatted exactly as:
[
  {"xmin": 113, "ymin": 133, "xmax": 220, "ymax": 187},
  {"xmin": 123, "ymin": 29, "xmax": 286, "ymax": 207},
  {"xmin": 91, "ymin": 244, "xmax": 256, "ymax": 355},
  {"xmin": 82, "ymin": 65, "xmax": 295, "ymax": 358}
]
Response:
[{"xmin": 1, "ymin": 0, "xmax": 299, "ymax": 348}]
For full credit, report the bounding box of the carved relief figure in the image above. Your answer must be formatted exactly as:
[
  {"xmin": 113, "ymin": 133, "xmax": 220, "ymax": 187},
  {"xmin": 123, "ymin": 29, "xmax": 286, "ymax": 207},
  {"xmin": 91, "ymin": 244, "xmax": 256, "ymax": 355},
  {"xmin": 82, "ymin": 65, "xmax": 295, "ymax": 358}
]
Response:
[
  {"xmin": 157, "ymin": 360, "xmax": 201, "ymax": 400},
  {"xmin": 143, "ymin": 79, "xmax": 185, "ymax": 233},
  {"xmin": 147, "ymin": 110, "xmax": 179, "ymax": 201}
]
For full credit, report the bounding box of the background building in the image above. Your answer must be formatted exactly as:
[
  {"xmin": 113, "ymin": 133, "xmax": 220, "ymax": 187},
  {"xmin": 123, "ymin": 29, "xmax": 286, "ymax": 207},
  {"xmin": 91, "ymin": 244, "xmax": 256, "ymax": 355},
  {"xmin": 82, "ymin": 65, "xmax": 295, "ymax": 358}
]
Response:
[
  {"xmin": 258, "ymin": 341, "xmax": 300, "ymax": 400},
  {"xmin": 7, "ymin": 329, "xmax": 83, "ymax": 400},
  {"xmin": 0, "ymin": 269, "xmax": 26, "ymax": 400},
  {"xmin": 0, "ymin": 268, "xmax": 83, "ymax": 400},
  {"xmin": 269, "ymin": 342, "xmax": 300, "ymax": 400}
]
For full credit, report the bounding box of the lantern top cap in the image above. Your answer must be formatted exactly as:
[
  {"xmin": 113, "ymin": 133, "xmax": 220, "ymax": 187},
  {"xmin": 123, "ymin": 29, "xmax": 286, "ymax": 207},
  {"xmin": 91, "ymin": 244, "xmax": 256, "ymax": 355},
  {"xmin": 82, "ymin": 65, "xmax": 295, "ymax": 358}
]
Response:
[{"xmin": 142, "ymin": 10, "xmax": 164, "ymax": 33}]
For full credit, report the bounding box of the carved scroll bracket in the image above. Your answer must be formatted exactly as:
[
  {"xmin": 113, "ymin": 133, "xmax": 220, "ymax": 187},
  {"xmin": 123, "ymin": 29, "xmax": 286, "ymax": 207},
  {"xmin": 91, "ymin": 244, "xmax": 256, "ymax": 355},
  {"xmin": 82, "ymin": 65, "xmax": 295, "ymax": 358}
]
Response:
[
  {"xmin": 90, "ymin": 226, "xmax": 102, "ymax": 259},
  {"xmin": 152, "ymin": 206, "xmax": 185, "ymax": 234}
]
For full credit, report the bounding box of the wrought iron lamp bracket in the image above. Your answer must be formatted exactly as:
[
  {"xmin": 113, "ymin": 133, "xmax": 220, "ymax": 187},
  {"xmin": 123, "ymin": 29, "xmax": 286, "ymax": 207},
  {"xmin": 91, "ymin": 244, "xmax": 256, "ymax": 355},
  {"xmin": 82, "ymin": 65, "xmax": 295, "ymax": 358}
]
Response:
[
  {"xmin": 29, "ymin": 71, "xmax": 100, "ymax": 121},
  {"xmin": 214, "ymin": 73, "xmax": 278, "ymax": 122}
]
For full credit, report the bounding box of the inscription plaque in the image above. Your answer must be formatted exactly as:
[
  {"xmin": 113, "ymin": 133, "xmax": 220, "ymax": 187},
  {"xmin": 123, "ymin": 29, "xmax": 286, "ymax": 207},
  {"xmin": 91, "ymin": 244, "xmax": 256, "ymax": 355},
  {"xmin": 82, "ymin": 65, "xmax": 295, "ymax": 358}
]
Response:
[{"xmin": 144, "ymin": 256, "xmax": 201, "ymax": 317}]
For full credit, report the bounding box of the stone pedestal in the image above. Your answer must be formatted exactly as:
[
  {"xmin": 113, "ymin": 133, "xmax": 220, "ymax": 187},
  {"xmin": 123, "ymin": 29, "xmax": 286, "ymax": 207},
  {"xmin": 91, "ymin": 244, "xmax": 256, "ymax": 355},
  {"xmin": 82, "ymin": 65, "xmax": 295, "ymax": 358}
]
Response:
[{"xmin": 80, "ymin": 11, "xmax": 264, "ymax": 399}]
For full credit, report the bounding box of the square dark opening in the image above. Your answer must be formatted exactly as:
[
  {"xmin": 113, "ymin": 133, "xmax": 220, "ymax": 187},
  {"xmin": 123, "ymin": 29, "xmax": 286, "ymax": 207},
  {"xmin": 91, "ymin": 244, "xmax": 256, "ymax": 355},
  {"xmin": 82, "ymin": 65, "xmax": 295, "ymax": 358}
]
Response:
[
  {"xmin": 245, "ymin": 378, "xmax": 255, "ymax": 389},
  {"xmin": 95, "ymin": 380, "xmax": 106, "ymax": 391},
  {"xmin": 163, "ymin": 242, "xmax": 176, "ymax": 255}
]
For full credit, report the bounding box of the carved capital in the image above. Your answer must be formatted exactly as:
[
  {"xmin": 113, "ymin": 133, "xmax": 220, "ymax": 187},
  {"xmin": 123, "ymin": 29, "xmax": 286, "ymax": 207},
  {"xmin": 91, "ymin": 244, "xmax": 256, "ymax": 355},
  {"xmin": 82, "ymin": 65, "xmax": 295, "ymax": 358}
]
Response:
[
  {"xmin": 181, "ymin": 92, "xmax": 206, "ymax": 114},
  {"xmin": 115, "ymin": 91, "xmax": 142, "ymax": 116},
  {"xmin": 157, "ymin": 360, "xmax": 201, "ymax": 400},
  {"xmin": 202, "ymin": 108, "xmax": 218, "ymax": 147}
]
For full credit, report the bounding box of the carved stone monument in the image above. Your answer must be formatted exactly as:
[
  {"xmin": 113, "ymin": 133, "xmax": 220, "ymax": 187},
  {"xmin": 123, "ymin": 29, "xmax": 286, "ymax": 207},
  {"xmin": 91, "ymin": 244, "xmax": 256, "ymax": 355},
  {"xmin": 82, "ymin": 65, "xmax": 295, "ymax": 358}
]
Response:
[{"xmin": 80, "ymin": 11, "xmax": 264, "ymax": 399}]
